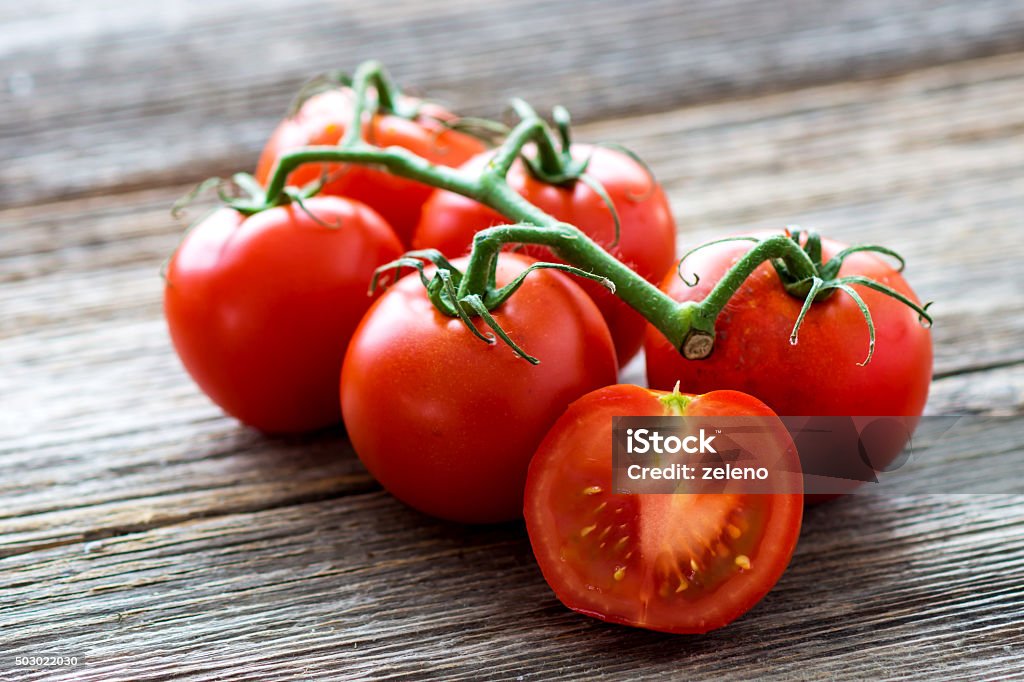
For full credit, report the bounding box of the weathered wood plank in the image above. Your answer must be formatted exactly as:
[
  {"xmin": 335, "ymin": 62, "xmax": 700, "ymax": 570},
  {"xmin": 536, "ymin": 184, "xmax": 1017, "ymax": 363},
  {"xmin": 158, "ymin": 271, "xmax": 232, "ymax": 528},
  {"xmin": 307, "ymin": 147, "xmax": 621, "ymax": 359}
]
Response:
[
  {"xmin": 0, "ymin": 488, "xmax": 1020, "ymax": 680},
  {"xmin": 4, "ymin": 0, "xmax": 1024, "ymax": 207}
]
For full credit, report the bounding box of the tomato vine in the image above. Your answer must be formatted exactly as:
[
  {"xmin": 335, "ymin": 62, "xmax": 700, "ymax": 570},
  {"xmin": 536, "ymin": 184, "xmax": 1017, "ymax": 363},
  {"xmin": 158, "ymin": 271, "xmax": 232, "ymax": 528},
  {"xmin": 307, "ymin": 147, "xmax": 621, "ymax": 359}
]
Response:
[{"xmin": 195, "ymin": 60, "xmax": 933, "ymax": 365}]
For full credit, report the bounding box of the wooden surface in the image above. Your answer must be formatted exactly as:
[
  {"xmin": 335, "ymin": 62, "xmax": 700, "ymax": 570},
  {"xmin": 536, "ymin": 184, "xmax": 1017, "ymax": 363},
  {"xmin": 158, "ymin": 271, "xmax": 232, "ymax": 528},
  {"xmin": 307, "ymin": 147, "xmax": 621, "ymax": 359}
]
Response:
[{"xmin": 2, "ymin": 1, "xmax": 1024, "ymax": 679}]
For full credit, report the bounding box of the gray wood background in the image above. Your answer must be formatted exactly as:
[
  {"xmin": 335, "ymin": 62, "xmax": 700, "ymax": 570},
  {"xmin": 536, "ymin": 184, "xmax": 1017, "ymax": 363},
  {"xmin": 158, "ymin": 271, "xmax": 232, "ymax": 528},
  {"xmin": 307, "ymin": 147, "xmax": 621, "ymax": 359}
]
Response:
[{"xmin": 2, "ymin": 0, "xmax": 1023, "ymax": 679}]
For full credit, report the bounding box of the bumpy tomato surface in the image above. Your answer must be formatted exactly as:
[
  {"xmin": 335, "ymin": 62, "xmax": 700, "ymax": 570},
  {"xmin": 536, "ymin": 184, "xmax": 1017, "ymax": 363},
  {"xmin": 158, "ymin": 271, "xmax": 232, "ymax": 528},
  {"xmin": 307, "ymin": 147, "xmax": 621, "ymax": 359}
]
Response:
[
  {"xmin": 255, "ymin": 90, "xmax": 486, "ymax": 246},
  {"xmin": 525, "ymin": 384, "xmax": 803, "ymax": 634},
  {"xmin": 341, "ymin": 253, "xmax": 618, "ymax": 523},
  {"xmin": 165, "ymin": 196, "xmax": 402, "ymax": 433},
  {"xmin": 413, "ymin": 145, "xmax": 677, "ymax": 364},
  {"xmin": 645, "ymin": 234, "xmax": 933, "ymax": 419}
]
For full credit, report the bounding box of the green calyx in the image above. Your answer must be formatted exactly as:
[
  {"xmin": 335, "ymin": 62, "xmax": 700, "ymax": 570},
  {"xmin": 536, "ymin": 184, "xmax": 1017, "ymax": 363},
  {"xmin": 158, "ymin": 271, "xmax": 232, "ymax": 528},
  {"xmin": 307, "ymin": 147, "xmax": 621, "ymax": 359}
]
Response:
[
  {"xmin": 369, "ymin": 247, "xmax": 615, "ymax": 365},
  {"xmin": 287, "ymin": 61, "xmax": 418, "ymax": 123},
  {"xmin": 286, "ymin": 62, "xmax": 513, "ymax": 150},
  {"xmin": 508, "ymin": 101, "xmax": 624, "ymax": 248},
  {"xmin": 679, "ymin": 229, "xmax": 934, "ymax": 366},
  {"xmin": 659, "ymin": 382, "xmax": 693, "ymax": 415},
  {"xmin": 172, "ymin": 170, "xmax": 333, "ymax": 226},
  {"xmin": 513, "ymin": 100, "xmax": 588, "ymax": 184}
]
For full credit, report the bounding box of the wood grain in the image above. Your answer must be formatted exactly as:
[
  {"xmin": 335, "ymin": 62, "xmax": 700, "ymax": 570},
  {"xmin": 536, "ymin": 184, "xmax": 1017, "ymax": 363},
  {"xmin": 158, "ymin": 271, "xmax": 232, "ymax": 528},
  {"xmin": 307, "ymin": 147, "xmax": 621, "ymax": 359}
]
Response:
[
  {"xmin": 3, "ymin": 2, "xmax": 1024, "ymax": 678},
  {"xmin": 4, "ymin": 0, "xmax": 1024, "ymax": 208},
  {"xmin": 1, "ymin": 492, "xmax": 1021, "ymax": 680}
]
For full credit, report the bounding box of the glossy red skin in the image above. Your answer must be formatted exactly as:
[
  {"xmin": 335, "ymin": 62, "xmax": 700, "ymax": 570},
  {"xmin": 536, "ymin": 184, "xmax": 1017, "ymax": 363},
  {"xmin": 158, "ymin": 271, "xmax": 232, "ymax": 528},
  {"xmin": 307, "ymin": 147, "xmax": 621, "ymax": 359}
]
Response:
[
  {"xmin": 525, "ymin": 384, "xmax": 803, "ymax": 634},
  {"xmin": 255, "ymin": 89, "xmax": 486, "ymax": 247},
  {"xmin": 165, "ymin": 196, "xmax": 402, "ymax": 434},
  {"xmin": 645, "ymin": 235, "xmax": 933, "ymax": 501},
  {"xmin": 413, "ymin": 145, "xmax": 677, "ymax": 364},
  {"xmin": 645, "ymin": 234, "xmax": 932, "ymax": 418},
  {"xmin": 341, "ymin": 253, "xmax": 618, "ymax": 523}
]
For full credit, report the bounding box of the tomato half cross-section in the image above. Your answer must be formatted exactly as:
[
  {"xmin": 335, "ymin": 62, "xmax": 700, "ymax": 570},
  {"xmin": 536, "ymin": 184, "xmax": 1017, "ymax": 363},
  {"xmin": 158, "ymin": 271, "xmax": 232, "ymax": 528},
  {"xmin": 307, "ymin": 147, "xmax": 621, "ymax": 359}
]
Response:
[
  {"xmin": 341, "ymin": 253, "xmax": 618, "ymax": 524},
  {"xmin": 525, "ymin": 384, "xmax": 803, "ymax": 634}
]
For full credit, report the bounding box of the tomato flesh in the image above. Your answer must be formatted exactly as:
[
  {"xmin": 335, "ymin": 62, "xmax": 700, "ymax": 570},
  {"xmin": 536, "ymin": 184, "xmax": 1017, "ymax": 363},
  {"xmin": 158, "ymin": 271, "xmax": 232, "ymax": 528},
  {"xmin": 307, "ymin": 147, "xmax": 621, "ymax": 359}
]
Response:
[{"xmin": 525, "ymin": 385, "xmax": 803, "ymax": 633}]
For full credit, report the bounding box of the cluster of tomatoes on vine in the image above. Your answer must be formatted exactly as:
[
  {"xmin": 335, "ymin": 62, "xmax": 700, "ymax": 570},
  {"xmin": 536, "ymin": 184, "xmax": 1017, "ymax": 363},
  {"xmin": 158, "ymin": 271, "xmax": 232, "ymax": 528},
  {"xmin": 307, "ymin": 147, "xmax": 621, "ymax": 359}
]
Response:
[{"xmin": 164, "ymin": 62, "xmax": 933, "ymax": 634}]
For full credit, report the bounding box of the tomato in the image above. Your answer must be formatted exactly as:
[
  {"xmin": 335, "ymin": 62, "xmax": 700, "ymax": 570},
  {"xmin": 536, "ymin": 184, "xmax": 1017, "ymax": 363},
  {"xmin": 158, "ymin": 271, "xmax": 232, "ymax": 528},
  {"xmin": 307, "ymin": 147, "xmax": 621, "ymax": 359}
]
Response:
[
  {"xmin": 525, "ymin": 384, "xmax": 803, "ymax": 634},
  {"xmin": 645, "ymin": 233, "xmax": 933, "ymax": 419},
  {"xmin": 165, "ymin": 196, "xmax": 402, "ymax": 433},
  {"xmin": 645, "ymin": 234, "xmax": 933, "ymax": 499},
  {"xmin": 255, "ymin": 89, "xmax": 486, "ymax": 247},
  {"xmin": 413, "ymin": 145, "xmax": 677, "ymax": 364},
  {"xmin": 340, "ymin": 253, "xmax": 618, "ymax": 523}
]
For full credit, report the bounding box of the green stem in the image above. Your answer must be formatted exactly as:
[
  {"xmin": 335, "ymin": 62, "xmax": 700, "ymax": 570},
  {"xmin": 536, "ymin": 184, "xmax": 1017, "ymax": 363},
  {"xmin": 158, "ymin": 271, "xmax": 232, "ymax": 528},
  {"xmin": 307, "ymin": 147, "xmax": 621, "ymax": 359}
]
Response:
[
  {"xmin": 485, "ymin": 114, "xmax": 561, "ymax": 181},
  {"xmin": 340, "ymin": 60, "xmax": 414, "ymax": 147},
  {"xmin": 693, "ymin": 235, "xmax": 819, "ymax": 330},
  {"xmin": 259, "ymin": 146, "xmax": 479, "ymax": 213},
  {"xmin": 241, "ymin": 71, "xmax": 903, "ymax": 362},
  {"xmin": 253, "ymin": 139, "xmax": 708, "ymax": 355},
  {"xmin": 250, "ymin": 129, "xmax": 708, "ymax": 352},
  {"xmin": 460, "ymin": 220, "xmax": 700, "ymax": 351}
]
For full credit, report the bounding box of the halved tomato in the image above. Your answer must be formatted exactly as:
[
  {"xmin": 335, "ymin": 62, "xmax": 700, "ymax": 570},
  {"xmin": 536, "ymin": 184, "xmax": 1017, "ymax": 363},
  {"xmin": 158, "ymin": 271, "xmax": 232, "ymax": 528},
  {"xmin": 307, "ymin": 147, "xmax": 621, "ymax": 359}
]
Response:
[{"xmin": 524, "ymin": 384, "xmax": 803, "ymax": 634}]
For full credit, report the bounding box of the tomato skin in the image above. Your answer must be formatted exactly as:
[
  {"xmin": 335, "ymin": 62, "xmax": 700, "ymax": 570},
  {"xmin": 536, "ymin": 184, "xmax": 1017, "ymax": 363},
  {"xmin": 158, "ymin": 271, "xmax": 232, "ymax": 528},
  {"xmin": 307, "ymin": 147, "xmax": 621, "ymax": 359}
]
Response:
[
  {"xmin": 645, "ymin": 235, "xmax": 932, "ymax": 501},
  {"xmin": 645, "ymin": 234, "xmax": 933, "ymax": 419},
  {"xmin": 340, "ymin": 253, "xmax": 618, "ymax": 523},
  {"xmin": 255, "ymin": 90, "xmax": 486, "ymax": 247},
  {"xmin": 413, "ymin": 145, "xmax": 678, "ymax": 364},
  {"xmin": 525, "ymin": 384, "xmax": 803, "ymax": 634},
  {"xmin": 164, "ymin": 197, "xmax": 402, "ymax": 434}
]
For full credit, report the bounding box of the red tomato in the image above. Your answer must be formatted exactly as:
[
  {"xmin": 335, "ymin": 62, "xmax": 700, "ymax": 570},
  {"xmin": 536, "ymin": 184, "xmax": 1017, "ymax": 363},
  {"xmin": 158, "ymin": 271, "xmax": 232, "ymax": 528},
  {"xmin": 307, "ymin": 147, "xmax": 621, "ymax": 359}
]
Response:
[
  {"xmin": 255, "ymin": 90, "xmax": 486, "ymax": 247},
  {"xmin": 645, "ymin": 234, "xmax": 933, "ymax": 418},
  {"xmin": 645, "ymin": 234, "xmax": 933, "ymax": 500},
  {"xmin": 341, "ymin": 253, "xmax": 618, "ymax": 523},
  {"xmin": 165, "ymin": 196, "xmax": 402, "ymax": 433},
  {"xmin": 413, "ymin": 145, "xmax": 677, "ymax": 364},
  {"xmin": 525, "ymin": 384, "xmax": 803, "ymax": 634}
]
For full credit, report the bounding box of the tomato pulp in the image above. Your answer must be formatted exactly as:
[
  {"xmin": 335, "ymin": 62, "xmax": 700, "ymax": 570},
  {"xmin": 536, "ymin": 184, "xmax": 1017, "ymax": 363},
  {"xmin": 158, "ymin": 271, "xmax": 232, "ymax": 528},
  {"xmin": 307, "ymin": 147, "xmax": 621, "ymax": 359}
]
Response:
[{"xmin": 525, "ymin": 385, "xmax": 803, "ymax": 634}]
